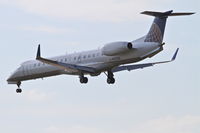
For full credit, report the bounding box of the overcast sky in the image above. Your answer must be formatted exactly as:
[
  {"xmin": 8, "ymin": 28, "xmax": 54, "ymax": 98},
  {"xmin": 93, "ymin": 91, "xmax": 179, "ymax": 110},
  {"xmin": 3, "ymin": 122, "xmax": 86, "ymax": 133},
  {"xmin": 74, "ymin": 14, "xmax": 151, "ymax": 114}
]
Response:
[{"xmin": 0, "ymin": 0, "xmax": 199, "ymax": 133}]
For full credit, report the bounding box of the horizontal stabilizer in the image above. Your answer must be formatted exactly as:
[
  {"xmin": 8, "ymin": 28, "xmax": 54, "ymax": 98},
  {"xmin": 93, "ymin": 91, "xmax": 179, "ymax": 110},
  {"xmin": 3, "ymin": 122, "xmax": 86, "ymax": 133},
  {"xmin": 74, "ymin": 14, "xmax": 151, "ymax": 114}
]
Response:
[
  {"xmin": 141, "ymin": 10, "xmax": 195, "ymax": 17},
  {"xmin": 169, "ymin": 12, "xmax": 195, "ymax": 16}
]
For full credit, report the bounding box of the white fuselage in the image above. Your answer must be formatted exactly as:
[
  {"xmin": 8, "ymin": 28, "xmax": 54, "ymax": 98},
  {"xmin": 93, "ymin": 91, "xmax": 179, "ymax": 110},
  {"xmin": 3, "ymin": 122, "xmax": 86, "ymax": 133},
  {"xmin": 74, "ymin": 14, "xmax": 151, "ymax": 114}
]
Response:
[
  {"xmin": 7, "ymin": 10, "xmax": 193, "ymax": 93},
  {"xmin": 7, "ymin": 38, "xmax": 162, "ymax": 84}
]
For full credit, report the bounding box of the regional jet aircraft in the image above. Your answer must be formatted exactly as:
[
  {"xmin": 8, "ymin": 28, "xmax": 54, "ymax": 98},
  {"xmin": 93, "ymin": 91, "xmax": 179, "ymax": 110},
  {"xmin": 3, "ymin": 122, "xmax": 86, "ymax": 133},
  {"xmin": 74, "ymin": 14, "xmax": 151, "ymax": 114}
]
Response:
[{"xmin": 7, "ymin": 10, "xmax": 194, "ymax": 93}]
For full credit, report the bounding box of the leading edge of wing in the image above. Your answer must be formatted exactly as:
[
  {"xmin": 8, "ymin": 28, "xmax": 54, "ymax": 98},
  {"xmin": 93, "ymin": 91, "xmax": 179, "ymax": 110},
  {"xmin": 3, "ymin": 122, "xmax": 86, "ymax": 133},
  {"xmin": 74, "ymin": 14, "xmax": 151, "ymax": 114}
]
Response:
[
  {"xmin": 112, "ymin": 48, "xmax": 179, "ymax": 73},
  {"xmin": 36, "ymin": 44, "xmax": 96, "ymax": 73}
]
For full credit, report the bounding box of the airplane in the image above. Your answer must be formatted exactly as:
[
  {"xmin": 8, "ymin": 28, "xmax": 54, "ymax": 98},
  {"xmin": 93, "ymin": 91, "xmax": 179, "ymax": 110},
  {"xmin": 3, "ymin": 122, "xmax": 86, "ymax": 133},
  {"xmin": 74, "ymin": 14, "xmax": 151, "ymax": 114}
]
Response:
[{"xmin": 7, "ymin": 10, "xmax": 194, "ymax": 93}]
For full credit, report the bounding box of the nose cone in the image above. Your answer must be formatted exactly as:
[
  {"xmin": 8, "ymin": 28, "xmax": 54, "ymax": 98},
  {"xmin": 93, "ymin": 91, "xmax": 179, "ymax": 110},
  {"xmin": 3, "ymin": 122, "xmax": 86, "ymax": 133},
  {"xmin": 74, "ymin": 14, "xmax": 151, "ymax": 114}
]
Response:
[{"xmin": 7, "ymin": 71, "xmax": 19, "ymax": 84}]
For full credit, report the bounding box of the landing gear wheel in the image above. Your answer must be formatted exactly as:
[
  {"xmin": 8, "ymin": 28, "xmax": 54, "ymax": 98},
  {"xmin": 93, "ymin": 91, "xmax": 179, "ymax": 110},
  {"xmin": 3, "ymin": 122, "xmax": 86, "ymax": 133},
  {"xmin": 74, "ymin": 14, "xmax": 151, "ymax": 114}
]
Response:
[
  {"xmin": 83, "ymin": 77, "xmax": 88, "ymax": 83},
  {"xmin": 80, "ymin": 77, "xmax": 88, "ymax": 84},
  {"xmin": 16, "ymin": 88, "xmax": 22, "ymax": 93},
  {"xmin": 107, "ymin": 78, "xmax": 115, "ymax": 84},
  {"xmin": 106, "ymin": 71, "xmax": 115, "ymax": 84}
]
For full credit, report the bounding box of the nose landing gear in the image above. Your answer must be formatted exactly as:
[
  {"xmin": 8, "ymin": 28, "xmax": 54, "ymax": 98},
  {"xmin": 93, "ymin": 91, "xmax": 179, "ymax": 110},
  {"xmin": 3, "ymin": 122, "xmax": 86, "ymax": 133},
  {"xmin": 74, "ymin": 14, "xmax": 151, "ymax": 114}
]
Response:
[{"xmin": 16, "ymin": 81, "xmax": 22, "ymax": 93}]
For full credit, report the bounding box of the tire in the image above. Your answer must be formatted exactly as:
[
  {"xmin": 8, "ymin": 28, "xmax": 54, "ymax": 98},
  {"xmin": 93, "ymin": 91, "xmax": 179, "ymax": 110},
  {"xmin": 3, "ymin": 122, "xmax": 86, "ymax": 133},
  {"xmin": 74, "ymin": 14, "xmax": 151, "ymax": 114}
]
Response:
[{"xmin": 16, "ymin": 89, "xmax": 22, "ymax": 93}]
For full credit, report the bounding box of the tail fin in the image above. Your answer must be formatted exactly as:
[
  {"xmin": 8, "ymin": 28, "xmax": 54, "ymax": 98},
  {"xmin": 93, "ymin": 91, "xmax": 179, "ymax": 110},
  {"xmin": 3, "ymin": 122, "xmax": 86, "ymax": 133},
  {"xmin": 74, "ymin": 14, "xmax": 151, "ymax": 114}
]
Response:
[{"xmin": 141, "ymin": 10, "xmax": 195, "ymax": 43}]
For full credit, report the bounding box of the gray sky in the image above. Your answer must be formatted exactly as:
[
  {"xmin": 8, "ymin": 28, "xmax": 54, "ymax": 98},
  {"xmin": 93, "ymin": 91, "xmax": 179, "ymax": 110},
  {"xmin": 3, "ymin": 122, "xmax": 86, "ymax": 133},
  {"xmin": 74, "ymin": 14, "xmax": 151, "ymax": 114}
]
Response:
[{"xmin": 0, "ymin": 0, "xmax": 200, "ymax": 133}]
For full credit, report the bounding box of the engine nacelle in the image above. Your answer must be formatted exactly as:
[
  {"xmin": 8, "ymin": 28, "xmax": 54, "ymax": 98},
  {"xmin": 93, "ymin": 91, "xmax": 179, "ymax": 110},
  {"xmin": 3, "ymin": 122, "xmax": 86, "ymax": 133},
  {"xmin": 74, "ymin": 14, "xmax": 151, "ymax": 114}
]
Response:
[{"xmin": 102, "ymin": 42, "xmax": 133, "ymax": 56}]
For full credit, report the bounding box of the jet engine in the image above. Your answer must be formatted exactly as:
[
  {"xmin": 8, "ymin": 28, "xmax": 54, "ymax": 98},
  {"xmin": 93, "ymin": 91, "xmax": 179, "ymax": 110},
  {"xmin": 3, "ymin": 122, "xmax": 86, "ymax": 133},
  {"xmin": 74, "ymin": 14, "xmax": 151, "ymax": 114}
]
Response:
[{"xmin": 102, "ymin": 42, "xmax": 133, "ymax": 56}]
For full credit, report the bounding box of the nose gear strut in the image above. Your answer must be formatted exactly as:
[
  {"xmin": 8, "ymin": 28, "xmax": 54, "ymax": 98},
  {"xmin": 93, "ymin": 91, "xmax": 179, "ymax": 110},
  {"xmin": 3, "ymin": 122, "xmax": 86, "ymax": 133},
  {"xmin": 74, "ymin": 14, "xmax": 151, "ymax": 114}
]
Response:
[{"xmin": 16, "ymin": 81, "xmax": 22, "ymax": 93}]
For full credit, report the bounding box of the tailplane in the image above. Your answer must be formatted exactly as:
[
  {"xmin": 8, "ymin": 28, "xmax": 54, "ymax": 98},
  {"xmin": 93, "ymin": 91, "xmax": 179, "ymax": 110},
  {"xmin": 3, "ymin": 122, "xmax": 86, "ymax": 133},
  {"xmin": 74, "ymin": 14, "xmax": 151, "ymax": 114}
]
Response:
[
  {"xmin": 141, "ymin": 10, "xmax": 195, "ymax": 43},
  {"xmin": 141, "ymin": 11, "xmax": 194, "ymax": 17}
]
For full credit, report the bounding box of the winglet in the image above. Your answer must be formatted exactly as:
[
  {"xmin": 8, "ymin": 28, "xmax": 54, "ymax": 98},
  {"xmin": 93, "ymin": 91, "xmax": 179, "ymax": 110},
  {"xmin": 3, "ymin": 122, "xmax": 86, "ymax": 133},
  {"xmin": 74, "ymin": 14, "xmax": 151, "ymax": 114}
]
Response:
[
  {"xmin": 36, "ymin": 44, "xmax": 41, "ymax": 59},
  {"xmin": 171, "ymin": 48, "xmax": 179, "ymax": 61}
]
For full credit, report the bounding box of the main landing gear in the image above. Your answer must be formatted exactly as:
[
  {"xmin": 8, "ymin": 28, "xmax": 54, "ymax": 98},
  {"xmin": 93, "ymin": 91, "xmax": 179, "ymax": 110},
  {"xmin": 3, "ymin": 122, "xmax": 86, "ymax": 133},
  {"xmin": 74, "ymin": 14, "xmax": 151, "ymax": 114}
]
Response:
[
  {"xmin": 106, "ymin": 71, "xmax": 115, "ymax": 84},
  {"xmin": 79, "ymin": 74, "xmax": 88, "ymax": 84},
  {"xmin": 16, "ymin": 81, "xmax": 22, "ymax": 93},
  {"xmin": 78, "ymin": 71, "xmax": 115, "ymax": 84}
]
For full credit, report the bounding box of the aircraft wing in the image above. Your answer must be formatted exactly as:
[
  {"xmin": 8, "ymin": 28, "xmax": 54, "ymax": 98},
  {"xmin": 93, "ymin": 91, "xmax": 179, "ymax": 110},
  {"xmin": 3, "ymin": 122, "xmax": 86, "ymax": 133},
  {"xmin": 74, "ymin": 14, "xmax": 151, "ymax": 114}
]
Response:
[
  {"xmin": 36, "ymin": 45, "xmax": 96, "ymax": 73},
  {"xmin": 112, "ymin": 48, "xmax": 179, "ymax": 73}
]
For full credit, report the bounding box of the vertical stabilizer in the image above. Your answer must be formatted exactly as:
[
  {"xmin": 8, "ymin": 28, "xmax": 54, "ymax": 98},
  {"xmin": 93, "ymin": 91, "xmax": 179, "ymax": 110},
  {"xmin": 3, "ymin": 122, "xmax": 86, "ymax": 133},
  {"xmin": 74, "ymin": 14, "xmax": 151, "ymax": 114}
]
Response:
[{"xmin": 141, "ymin": 10, "xmax": 195, "ymax": 43}]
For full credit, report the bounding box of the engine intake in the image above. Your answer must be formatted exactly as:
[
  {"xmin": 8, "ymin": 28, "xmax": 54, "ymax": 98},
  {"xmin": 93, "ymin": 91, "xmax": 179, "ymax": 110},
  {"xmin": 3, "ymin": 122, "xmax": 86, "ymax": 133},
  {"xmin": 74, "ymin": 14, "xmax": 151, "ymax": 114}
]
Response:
[{"xmin": 127, "ymin": 42, "xmax": 133, "ymax": 49}]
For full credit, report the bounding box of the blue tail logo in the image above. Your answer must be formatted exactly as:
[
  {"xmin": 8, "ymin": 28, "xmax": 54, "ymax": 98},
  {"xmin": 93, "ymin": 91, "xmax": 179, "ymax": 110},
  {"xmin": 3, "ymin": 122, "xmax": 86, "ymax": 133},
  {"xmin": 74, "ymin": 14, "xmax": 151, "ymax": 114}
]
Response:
[{"xmin": 144, "ymin": 22, "xmax": 163, "ymax": 43}]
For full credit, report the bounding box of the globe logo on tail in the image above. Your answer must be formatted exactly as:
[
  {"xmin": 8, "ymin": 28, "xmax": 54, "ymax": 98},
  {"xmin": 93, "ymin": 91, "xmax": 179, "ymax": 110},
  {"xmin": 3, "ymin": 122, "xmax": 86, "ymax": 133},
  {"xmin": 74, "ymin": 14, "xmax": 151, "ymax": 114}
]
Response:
[{"xmin": 145, "ymin": 23, "xmax": 163, "ymax": 43}]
